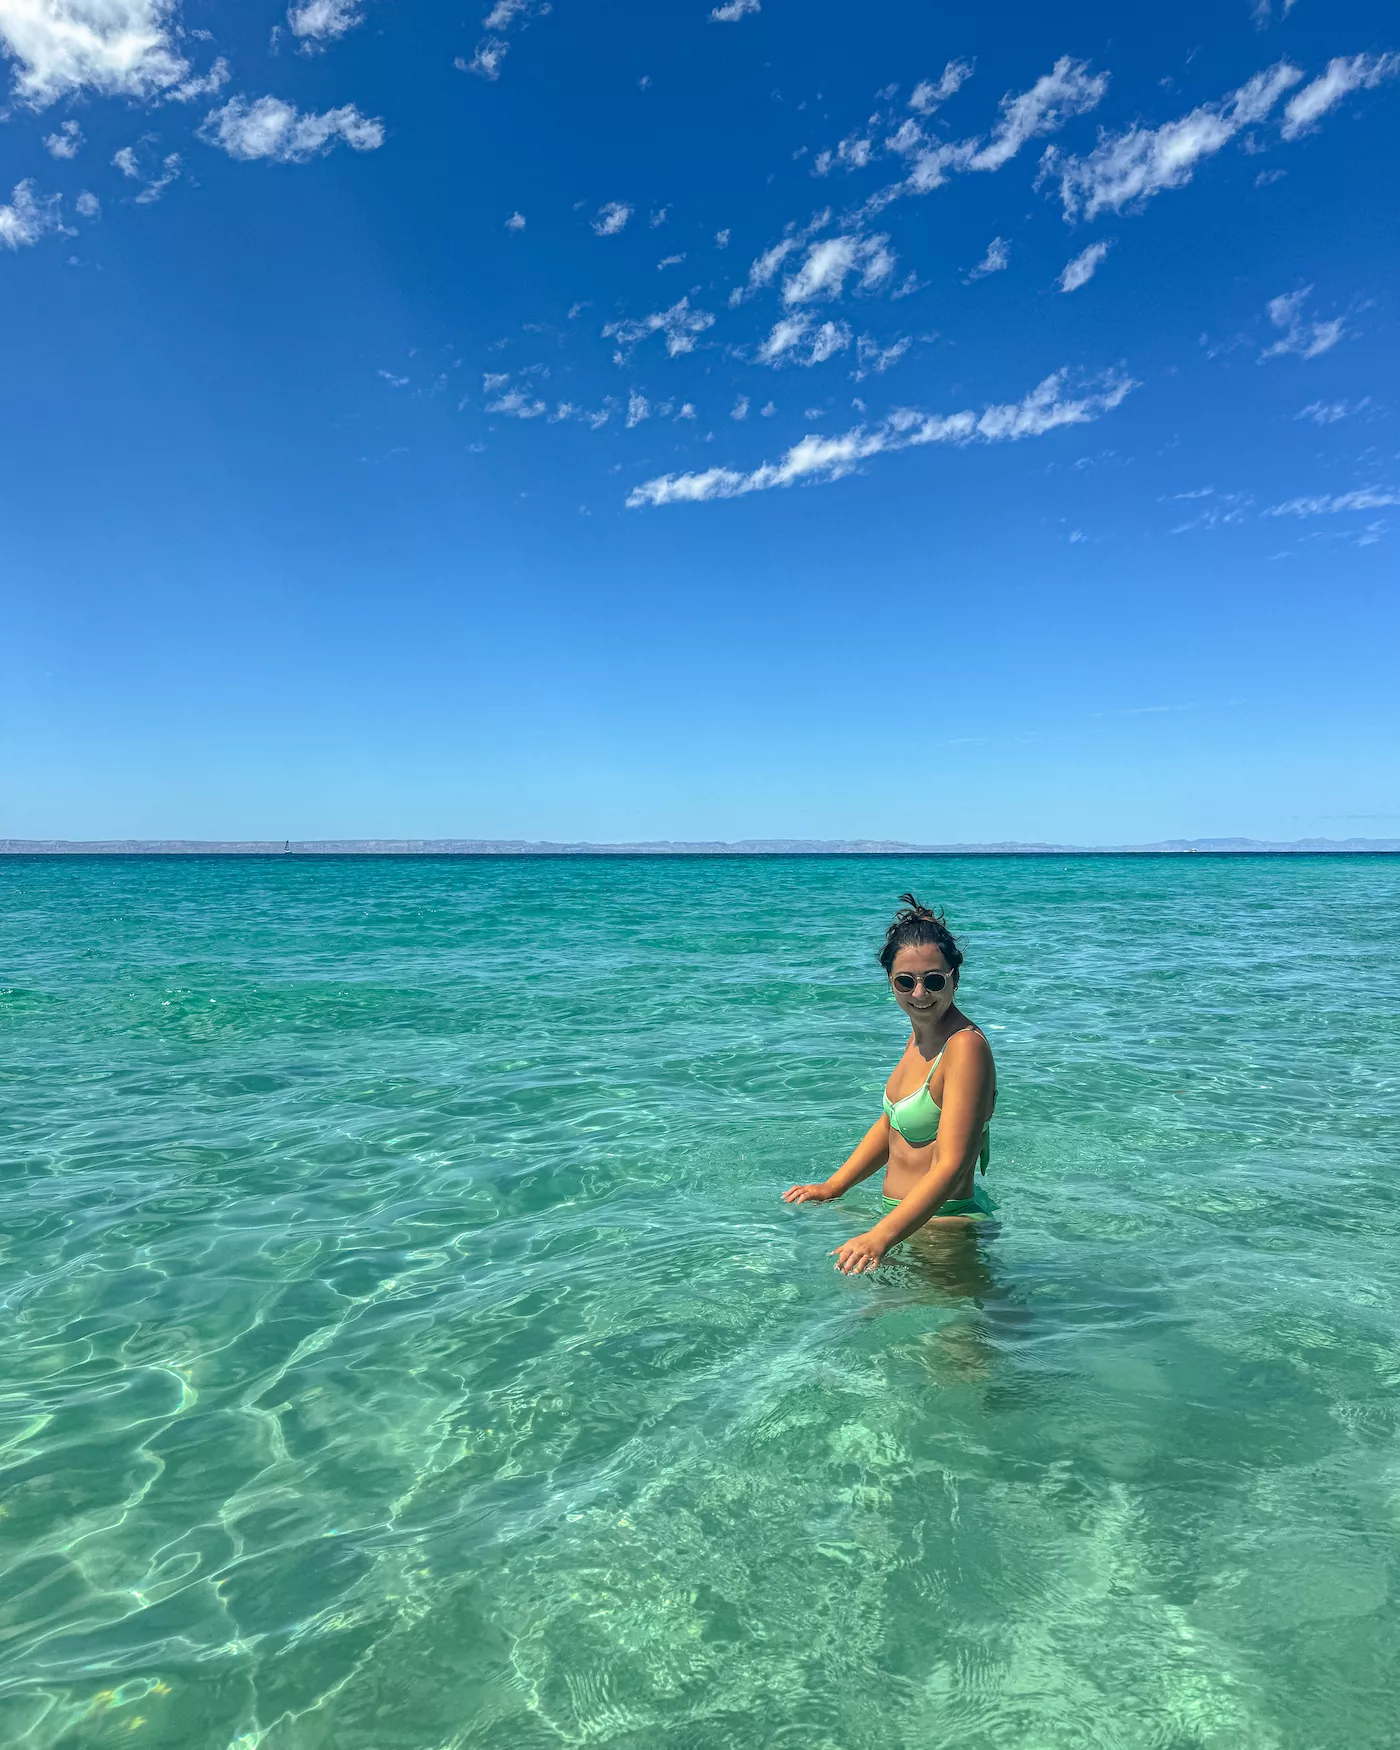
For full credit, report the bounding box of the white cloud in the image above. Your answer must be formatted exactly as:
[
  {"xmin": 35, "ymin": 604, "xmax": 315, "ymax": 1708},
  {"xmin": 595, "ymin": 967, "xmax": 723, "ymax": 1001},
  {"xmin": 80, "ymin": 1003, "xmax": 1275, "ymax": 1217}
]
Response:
[
  {"xmin": 741, "ymin": 237, "xmax": 794, "ymax": 293},
  {"xmin": 965, "ymin": 236, "xmax": 1009, "ymax": 281},
  {"xmin": 75, "ymin": 188, "xmax": 99, "ymax": 217},
  {"xmin": 488, "ymin": 386, "xmax": 547, "ymax": 417},
  {"xmin": 0, "ymin": 177, "xmax": 66, "ymax": 247},
  {"xmin": 627, "ymin": 368, "xmax": 1136, "ymax": 505},
  {"xmin": 783, "ymin": 232, "xmax": 894, "ymax": 303},
  {"xmin": 603, "ymin": 295, "xmax": 716, "ymax": 359},
  {"xmin": 756, "ymin": 313, "xmax": 851, "ymax": 365},
  {"xmin": 484, "ymin": 0, "xmax": 535, "ymax": 25},
  {"xmin": 715, "ymin": 227, "xmax": 730, "ymax": 247},
  {"xmin": 199, "ymin": 96, "xmax": 385, "ymax": 162},
  {"xmin": 1058, "ymin": 238, "xmax": 1111, "ymax": 291},
  {"xmin": 483, "ymin": 371, "xmax": 510, "ymax": 391},
  {"xmin": 871, "ymin": 57, "xmax": 1106, "ymax": 208},
  {"xmin": 43, "ymin": 118, "xmax": 83, "ymax": 158},
  {"xmin": 710, "ymin": 0, "xmax": 758, "ymax": 19},
  {"xmin": 1297, "ymin": 397, "xmax": 1368, "ymax": 424},
  {"xmin": 460, "ymin": 0, "xmax": 548, "ymax": 78},
  {"xmin": 0, "ymin": 0, "xmax": 193, "ymax": 106},
  {"xmin": 909, "ymin": 59, "xmax": 974, "ymax": 114},
  {"xmin": 626, "ymin": 391, "xmax": 650, "ymax": 427},
  {"xmin": 731, "ymin": 395, "xmax": 750, "ymax": 419},
  {"xmin": 1260, "ymin": 287, "xmax": 1345, "ymax": 360},
  {"xmin": 1281, "ymin": 53, "xmax": 1400, "ymax": 139},
  {"xmin": 1267, "ymin": 488, "xmax": 1400, "ymax": 516},
  {"xmin": 464, "ymin": 40, "xmax": 507, "ymax": 77},
  {"xmin": 897, "ymin": 138, "xmax": 979, "ymax": 195},
  {"xmin": 731, "ymin": 211, "xmax": 834, "ymax": 303},
  {"xmin": 505, "ymin": 210, "xmax": 526, "ymax": 230},
  {"xmin": 968, "ymin": 57, "xmax": 1108, "ymax": 172},
  {"xmin": 815, "ymin": 132, "xmax": 877, "ymax": 175},
  {"xmin": 287, "ymin": 0, "xmax": 362, "ymax": 42},
  {"xmin": 114, "ymin": 141, "xmax": 181, "ymax": 201},
  {"xmin": 1043, "ymin": 61, "xmax": 1301, "ymax": 219},
  {"xmin": 592, "ymin": 200, "xmax": 632, "ymax": 236},
  {"xmin": 854, "ymin": 334, "xmax": 910, "ymax": 374},
  {"xmin": 657, "ymin": 251, "xmax": 686, "ymax": 268}
]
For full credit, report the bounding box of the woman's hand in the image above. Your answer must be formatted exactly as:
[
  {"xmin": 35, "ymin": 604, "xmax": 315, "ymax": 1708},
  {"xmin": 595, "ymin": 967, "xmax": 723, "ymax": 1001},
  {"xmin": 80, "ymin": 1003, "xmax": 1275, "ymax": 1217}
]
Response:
[
  {"xmin": 832, "ymin": 1230, "xmax": 889, "ymax": 1274},
  {"xmin": 782, "ymin": 1181, "xmax": 839, "ymax": 1203}
]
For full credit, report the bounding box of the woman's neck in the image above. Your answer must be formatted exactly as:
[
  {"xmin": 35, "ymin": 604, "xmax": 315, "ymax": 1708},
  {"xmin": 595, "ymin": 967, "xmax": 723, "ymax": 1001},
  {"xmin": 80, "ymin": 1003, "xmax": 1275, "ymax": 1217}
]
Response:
[{"xmin": 911, "ymin": 1004, "xmax": 967, "ymax": 1060}]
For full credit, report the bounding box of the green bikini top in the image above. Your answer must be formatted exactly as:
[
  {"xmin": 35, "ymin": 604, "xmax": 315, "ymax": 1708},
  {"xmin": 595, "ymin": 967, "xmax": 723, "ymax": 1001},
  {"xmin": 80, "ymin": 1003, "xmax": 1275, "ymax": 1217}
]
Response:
[{"xmin": 882, "ymin": 1030, "xmax": 993, "ymax": 1170}]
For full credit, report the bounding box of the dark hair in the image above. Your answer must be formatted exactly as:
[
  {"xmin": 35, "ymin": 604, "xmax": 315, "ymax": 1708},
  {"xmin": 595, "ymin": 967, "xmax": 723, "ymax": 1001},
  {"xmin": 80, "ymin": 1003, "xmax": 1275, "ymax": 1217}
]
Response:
[{"xmin": 877, "ymin": 893, "xmax": 964, "ymax": 976}]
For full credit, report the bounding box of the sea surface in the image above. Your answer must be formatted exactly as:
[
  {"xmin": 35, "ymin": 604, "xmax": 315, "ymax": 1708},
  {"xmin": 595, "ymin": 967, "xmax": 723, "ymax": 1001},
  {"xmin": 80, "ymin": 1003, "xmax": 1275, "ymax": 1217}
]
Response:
[{"xmin": 1, "ymin": 854, "xmax": 1397, "ymax": 1750}]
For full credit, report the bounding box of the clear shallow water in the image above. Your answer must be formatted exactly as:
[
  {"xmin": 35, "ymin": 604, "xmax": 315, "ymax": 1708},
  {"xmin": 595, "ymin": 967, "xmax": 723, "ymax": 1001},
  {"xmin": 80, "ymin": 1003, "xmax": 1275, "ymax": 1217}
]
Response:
[{"xmin": 1, "ymin": 854, "xmax": 1398, "ymax": 1750}]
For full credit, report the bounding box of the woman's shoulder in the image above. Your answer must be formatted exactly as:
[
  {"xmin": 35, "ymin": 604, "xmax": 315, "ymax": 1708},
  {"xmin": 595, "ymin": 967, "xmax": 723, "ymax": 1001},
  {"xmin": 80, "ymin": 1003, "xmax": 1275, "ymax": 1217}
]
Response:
[{"xmin": 942, "ymin": 1022, "xmax": 994, "ymax": 1069}]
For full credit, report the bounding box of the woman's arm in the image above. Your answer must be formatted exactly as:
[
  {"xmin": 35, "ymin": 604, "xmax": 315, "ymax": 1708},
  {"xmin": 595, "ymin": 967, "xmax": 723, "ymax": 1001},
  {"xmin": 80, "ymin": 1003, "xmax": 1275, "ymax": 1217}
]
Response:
[
  {"xmin": 832, "ymin": 1032, "xmax": 992, "ymax": 1271},
  {"xmin": 782, "ymin": 1113, "xmax": 891, "ymax": 1203}
]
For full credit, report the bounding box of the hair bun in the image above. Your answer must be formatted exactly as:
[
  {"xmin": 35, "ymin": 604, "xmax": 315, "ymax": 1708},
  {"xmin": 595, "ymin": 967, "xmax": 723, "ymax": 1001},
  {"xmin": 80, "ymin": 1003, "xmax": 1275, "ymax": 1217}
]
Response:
[{"xmin": 878, "ymin": 894, "xmax": 963, "ymax": 974}]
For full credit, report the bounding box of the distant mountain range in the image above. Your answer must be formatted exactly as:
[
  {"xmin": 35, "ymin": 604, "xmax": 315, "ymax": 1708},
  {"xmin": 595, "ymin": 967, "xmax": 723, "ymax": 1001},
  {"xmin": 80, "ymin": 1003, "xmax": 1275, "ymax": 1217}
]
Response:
[{"xmin": 3, "ymin": 838, "xmax": 1398, "ymax": 856}]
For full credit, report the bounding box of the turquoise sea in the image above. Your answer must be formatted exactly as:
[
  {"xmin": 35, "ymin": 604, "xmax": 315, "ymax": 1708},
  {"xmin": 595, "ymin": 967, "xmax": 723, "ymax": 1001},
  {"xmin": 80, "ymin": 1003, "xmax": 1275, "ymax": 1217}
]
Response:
[{"xmin": 2, "ymin": 854, "xmax": 1398, "ymax": 1749}]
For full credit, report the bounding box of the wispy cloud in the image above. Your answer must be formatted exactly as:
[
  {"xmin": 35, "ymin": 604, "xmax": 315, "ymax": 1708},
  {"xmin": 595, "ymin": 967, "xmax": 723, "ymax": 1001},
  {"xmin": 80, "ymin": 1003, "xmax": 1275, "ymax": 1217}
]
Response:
[
  {"xmin": 964, "ymin": 236, "xmax": 1009, "ymax": 282},
  {"xmin": 42, "ymin": 119, "xmax": 83, "ymax": 158},
  {"xmin": 731, "ymin": 396, "xmax": 750, "ymax": 419},
  {"xmin": 730, "ymin": 210, "xmax": 835, "ymax": 305},
  {"xmin": 1260, "ymin": 287, "xmax": 1345, "ymax": 360},
  {"xmin": 1169, "ymin": 488, "xmax": 1252, "ymax": 533},
  {"xmin": 458, "ymin": 0, "xmax": 550, "ymax": 81},
  {"xmin": 0, "ymin": 0, "xmax": 219, "ymax": 107},
  {"xmin": 969, "ymin": 57, "xmax": 1109, "ymax": 173},
  {"xmin": 783, "ymin": 232, "xmax": 894, "ymax": 302},
  {"xmin": 1297, "ymin": 397, "xmax": 1369, "ymax": 424},
  {"xmin": 592, "ymin": 201, "xmax": 632, "ymax": 236},
  {"xmin": 710, "ymin": 0, "xmax": 759, "ymax": 20},
  {"xmin": 1043, "ymin": 61, "xmax": 1301, "ymax": 219},
  {"xmin": 487, "ymin": 387, "xmax": 548, "ymax": 418},
  {"xmin": 1281, "ymin": 53, "xmax": 1399, "ymax": 139},
  {"xmin": 199, "ymin": 96, "xmax": 385, "ymax": 162},
  {"xmin": 75, "ymin": 189, "xmax": 99, "ymax": 218},
  {"xmin": 461, "ymin": 39, "xmax": 507, "ymax": 77},
  {"xmin": 872, "ymin": 57, "xmax": 1107, "ymax": 208},
  {"xmin": 0, "ymin": 178, "xmax": 67, "ymax": 248},
  {"xmin": 1058, "ymin": 239, "xmax": 1111, "ymax": 291},
  {"xmin": 505, "ymin": 210, "xmax": 526, "ymax": 230},
  {"xmin": 756, "ymin": 313, "xmax": 851, "ymax": 366},
  {"xmin": 603, "ymin": 295, "xmax": 716, "ymax": 359},
  {"xmin": 813, "ymin": 133, "xmax": 874, "ymax": 176},
  {"xmin": 287, "ymin": 0, "xmax": 363, "ymax": 44},
  {"xmin": 1268, "ymin": 488, "xmax": 1400, "ymax": 516},
  {"xmin": 114, "ymin": 141, "xmax": 182, "ymax": 202},
  {"xmin": 909, "ymin": 60, "xmax": 974, "ymax": 115},
  {"xmin": 627, "ymin": 368, "xmax": 1136, "ymax": 506},
  {"xmin": 853, "ymin": 334, "xmax": 911, "ymax": 375}
]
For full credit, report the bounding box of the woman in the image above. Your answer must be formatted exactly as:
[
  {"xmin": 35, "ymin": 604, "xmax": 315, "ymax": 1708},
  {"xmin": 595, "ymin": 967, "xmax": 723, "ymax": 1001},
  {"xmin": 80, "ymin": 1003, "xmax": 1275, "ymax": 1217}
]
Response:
[{"xmin": 783, "ymin": 895, "xmax": 997, "ymax": 1273}]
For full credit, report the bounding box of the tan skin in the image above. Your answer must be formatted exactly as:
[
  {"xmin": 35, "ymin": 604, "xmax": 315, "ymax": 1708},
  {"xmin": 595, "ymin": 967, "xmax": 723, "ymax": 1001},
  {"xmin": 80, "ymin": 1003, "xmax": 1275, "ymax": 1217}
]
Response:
[{"xmin": 781, "ymin": 942, "xmax": 997, "ymax": 1274}]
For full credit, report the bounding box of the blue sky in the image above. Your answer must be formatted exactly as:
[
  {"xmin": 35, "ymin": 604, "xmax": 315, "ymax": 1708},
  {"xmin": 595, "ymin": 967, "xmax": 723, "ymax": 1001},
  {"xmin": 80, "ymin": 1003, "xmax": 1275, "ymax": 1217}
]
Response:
[{"xmin": 1, "ymin": 0, "xmax": 1396, "ymax": 843}]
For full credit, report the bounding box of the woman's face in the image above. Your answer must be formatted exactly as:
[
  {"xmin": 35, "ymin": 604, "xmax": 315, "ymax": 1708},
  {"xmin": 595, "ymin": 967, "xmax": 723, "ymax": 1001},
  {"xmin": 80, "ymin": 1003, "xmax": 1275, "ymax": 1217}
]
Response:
[{"xmin": 889, "ymin": 943, "xmax": 958, "ymax": 1024}]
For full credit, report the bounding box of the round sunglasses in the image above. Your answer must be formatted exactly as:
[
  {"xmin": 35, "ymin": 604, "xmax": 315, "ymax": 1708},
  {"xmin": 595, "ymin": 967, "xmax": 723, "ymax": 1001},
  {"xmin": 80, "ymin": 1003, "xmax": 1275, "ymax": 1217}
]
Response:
[{"xmin": 890, "ymin": 969, "xmax": 954, "ymax": 994}]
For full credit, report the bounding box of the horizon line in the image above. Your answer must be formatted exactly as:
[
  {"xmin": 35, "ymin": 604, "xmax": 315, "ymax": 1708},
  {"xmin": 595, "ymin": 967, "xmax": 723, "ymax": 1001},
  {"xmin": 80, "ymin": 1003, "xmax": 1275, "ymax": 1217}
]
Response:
[{"xmin": 3, "ymin": 837, "xmax": 1399, "ymax": 858}]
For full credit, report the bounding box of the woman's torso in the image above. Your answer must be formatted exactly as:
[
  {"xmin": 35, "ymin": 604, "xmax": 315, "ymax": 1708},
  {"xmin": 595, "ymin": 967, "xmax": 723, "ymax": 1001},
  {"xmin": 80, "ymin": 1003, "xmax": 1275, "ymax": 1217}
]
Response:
[{"xmin": 881, "ymin": 1023, "xmax": 996, "ymax": 1202}]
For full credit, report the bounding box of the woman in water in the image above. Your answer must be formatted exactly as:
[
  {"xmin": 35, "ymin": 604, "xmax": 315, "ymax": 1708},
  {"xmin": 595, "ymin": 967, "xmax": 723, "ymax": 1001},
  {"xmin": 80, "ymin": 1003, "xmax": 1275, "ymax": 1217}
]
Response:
[{"xmin": 783, "ymin": 896, "xmax": 997, "ymax": 1273}]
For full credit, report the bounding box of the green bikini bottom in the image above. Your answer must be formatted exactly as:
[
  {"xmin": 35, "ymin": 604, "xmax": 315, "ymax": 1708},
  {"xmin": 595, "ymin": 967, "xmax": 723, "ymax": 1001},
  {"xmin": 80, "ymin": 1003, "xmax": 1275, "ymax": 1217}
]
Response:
[{"xmin": 883, "ymin": 1181, "xmax": 999, "ymax": 1222}]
